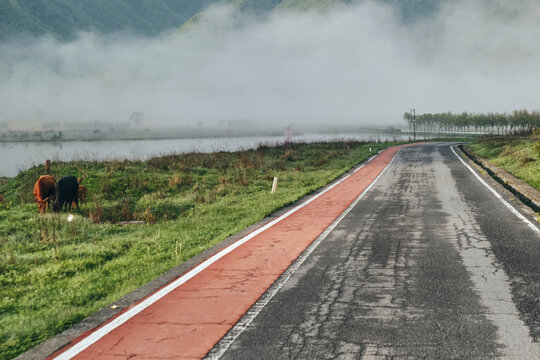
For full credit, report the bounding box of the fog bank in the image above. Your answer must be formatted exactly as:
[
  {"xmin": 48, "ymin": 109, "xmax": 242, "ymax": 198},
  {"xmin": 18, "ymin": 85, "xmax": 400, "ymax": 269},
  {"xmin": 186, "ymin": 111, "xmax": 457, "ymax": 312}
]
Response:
[{"xmin": 1, "ymin": 0, "xmax": 539, "ymax": 131}]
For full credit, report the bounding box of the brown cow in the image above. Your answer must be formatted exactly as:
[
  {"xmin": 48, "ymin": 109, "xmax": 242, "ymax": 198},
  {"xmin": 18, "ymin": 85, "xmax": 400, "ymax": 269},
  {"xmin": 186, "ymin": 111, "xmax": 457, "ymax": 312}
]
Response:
[
  {"xmin": 33, "ymin": 175, "xmax": 56, "ymax": 213},
  {"xmin": 73, "ymin": 177, "xmax": 87, "ymax": 207},
  {"xmin": 77, "ymin": 185, "xmax": 87, "ymax": 206},
  {"xmin": 0, "ymin": 194, "xmax": 3, "ymax": 203}
]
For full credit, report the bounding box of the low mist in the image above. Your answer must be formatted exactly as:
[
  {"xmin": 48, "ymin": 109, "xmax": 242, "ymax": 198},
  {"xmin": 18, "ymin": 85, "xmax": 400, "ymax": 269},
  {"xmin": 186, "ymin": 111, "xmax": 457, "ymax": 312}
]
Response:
[{"xmin": 1, "ymin": 0, "xmax": 539, "ymax": 132}]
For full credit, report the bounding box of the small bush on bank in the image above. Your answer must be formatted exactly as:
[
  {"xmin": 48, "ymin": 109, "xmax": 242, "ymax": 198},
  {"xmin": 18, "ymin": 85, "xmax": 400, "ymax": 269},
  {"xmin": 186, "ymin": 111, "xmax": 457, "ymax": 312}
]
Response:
[{"xmin": 534, "ymin": 129, "xmax": 540, "ymax": 157}]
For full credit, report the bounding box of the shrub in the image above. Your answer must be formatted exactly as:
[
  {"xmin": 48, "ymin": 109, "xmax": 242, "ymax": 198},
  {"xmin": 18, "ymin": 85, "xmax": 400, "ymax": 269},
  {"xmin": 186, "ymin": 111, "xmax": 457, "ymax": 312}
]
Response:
[
  {"xmin": 88, "ymin": 198, "xmax": 103, "ymax": 223},
  {"xmin": 168, "ymin": 173, "xmax": 182, "ymax": 188},
  {"xmin": 121, "ymin": 198, "xmax": 135, "ymax": 221},
  {"xmin": 272, "ymin": 160, "xmax": 286, "ymax": 171},
  {"xmin": 281, "ymin": 148, "xmax": 295, "ymax": 161},
  {"xmin": 521, "ymin": 157, "xmax": 535, "ymax": 166},
  {"xmin": 138, "ymin": 208, "xmax": 157, "ymax": 224},
  {"xmin": 35, "ymin": 215, "xmax": 61, "ymax": 243},
  {"xmin": 237, "ymin": 173, "xmax": 248, "ymax": 186},
  {"xmin": 534, "ymin": 130, "xmax": 540, "ymax": 157}
]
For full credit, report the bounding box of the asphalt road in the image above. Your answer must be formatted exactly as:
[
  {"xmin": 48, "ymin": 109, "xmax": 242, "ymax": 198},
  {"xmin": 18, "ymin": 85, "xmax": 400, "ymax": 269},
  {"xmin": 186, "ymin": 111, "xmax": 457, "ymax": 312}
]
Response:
[{"xmin": 210, "ymin": 143, "xmax": 540, "ymax": 360}]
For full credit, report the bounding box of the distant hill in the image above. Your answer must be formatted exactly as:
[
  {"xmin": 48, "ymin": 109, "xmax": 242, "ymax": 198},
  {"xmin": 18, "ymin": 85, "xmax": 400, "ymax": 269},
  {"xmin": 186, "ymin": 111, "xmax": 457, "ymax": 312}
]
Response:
[
  {"xmin": 0, "ymin": 0, "xmax": 216, "ymax": 40},
  {"xmin": 0, "ymin": 0, "xmax": 526, "ymax": 40}
]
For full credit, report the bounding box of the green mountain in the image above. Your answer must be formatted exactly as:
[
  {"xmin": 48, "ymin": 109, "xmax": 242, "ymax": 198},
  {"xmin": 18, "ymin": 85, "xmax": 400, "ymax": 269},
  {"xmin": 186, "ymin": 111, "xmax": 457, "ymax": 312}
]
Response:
[
  {"xmin": 0, "ymin": 0, "xmax": 525, "ymax": 40},
  {"xmin": 226, "ymin": 0, "xmax": 448, "ymax": 18},
  {"xmin": 0, "ymin": 0, "xmax": 216, "ymax": 40}
]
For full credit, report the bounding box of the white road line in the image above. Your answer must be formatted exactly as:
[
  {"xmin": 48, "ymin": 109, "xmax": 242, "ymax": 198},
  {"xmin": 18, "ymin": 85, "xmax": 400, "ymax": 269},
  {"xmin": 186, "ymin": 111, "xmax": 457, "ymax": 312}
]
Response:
[
  {"xmin": 205, "ymin": 149, "xmax": 402, "ymax": 359},
  {"xmin": 52, "ymin": 149, "xmax": 384, "ymax": 360},
  {"xmin": 451, "ymin": 145, "xmax": 540, "ymax": 234}
]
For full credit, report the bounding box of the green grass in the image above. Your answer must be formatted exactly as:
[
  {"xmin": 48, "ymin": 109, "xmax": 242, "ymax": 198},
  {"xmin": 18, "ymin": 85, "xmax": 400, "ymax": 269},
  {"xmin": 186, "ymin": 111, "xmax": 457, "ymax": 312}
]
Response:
[
  {"xmin": 0, "ymin": 140, "xmax": 401, "ymax": 359},
  {"xmin": 468, "ymin": 135, "xmax": 540, "ymax": 191}
]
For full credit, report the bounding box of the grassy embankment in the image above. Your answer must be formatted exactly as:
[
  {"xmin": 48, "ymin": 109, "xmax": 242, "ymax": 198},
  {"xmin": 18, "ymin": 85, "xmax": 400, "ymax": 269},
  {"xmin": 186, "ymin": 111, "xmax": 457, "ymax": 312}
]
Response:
[
  {"xmin": 467, "ymin": 135, "xmax": 540, "ymax": 192},
  {"xmin": 0, "ymin": 140, "xmax": 401, "ymax": 359}
]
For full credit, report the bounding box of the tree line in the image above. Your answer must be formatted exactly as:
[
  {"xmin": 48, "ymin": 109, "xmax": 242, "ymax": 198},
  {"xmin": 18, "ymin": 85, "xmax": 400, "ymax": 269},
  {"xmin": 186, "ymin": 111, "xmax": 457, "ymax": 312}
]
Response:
[{"xmin": 403, "ymin": 110, "xmax": 540, "ymax": 136}]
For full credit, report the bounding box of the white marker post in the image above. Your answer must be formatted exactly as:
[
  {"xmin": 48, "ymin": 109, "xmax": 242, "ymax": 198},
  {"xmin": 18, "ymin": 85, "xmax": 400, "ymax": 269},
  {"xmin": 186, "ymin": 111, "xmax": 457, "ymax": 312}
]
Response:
[{"xmin": 271, "ymin": 177, "xmax": 278, "ymax": 194}]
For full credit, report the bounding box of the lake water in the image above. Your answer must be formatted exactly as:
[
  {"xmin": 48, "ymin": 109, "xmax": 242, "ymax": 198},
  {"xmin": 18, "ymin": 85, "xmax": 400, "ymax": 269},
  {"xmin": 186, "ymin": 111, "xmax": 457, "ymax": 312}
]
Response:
[{"xmin": 0, "ymin": 132, "xmax": 407, "ymax": 177}]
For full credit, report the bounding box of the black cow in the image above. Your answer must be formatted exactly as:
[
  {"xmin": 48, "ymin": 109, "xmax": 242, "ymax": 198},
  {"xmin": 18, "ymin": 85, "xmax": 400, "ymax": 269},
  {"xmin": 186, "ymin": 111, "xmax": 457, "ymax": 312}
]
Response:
[{"xmin": 54, "ymin": 175, "xmax": 79, "ymax": 212}]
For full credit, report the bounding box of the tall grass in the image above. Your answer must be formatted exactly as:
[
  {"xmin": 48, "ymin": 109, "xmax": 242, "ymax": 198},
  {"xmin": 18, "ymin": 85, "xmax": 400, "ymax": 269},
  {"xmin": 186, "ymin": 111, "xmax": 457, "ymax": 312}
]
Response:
[
  {"xmin": 468, "ymin": 135, "xmax": 540, "ymax": 191},
  {"xmin": 0, "ymin": 140, "xmax": 400, "ymax": 359}
]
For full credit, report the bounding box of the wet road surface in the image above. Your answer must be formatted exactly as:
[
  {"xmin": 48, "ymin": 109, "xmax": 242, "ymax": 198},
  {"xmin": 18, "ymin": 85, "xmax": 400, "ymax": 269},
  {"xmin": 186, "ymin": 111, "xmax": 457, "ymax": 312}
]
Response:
[{"xmin": 212, "ymin": 143, "xmax": 540, "ymax": 359}]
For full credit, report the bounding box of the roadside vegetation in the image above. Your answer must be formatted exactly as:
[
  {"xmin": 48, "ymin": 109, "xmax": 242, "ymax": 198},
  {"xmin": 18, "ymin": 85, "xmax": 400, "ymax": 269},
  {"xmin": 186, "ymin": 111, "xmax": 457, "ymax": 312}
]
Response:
[
  {"xmin": 467, "ymin": 132, "xmax": 540, "ymax": 192},
  {"xmin": 0, "ymin": 140, "xmax": 400, "ymax": 359}
]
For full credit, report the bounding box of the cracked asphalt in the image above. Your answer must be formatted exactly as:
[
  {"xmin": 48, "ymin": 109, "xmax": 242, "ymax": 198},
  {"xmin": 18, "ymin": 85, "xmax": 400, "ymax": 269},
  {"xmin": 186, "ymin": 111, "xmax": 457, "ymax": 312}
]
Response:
[{"xmin": 214, "ymin": 143, "xmax": 540, "ymax": 359}]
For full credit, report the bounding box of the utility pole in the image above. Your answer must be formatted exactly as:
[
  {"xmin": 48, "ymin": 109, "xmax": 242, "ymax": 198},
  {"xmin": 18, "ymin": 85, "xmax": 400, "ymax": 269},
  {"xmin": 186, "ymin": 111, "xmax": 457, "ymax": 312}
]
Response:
[{"xmin": 410, "ymin": 108, "xmax": 416, "ymax": 141}]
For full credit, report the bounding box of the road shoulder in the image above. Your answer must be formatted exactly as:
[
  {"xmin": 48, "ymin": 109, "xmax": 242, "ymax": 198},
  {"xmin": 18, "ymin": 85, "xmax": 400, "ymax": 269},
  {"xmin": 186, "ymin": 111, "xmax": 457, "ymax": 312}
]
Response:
[{"xmin": 460, "ymin": 144, "xmax": 540, "ymax": 213}]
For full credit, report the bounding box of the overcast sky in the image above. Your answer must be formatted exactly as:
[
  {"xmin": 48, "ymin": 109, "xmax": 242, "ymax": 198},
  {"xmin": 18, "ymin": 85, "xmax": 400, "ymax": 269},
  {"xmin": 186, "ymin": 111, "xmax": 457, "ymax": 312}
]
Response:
[{"xmin": 1, "ymin": 0, "xmax": 539, "ymax": 130}]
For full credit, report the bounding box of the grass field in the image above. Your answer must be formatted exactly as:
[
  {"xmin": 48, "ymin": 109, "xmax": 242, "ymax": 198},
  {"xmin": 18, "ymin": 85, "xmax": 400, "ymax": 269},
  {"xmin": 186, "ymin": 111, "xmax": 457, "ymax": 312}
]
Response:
[
  {"xmin": 0, "ymin": 140, "xmax": 401, "ymax": 359},
  {"xmin": 467, "ymin": 135, "xmax": 540, "ymax": 191}
]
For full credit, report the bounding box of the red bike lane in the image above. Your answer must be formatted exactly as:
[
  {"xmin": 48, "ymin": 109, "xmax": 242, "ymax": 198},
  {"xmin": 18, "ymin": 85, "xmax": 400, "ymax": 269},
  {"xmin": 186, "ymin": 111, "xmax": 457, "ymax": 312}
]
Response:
[{"xmin": 49, "ymin": 144, "xmax": 413, "ymax": 360}]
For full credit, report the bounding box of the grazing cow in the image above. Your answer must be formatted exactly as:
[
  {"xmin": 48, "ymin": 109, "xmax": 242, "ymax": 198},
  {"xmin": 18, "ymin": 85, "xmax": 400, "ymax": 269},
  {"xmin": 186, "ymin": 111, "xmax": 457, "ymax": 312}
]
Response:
[
  {"xmin": 54, "ymin": 175, "xmax": 79, "ymax": 212},
  {"xmin": 77, "ymin": 185, "xmax": 87, "ymax": 206},
  {"xmin": 73, "ymin": 177, "xmax": 87, "ymax": 207},
  {"xmin": 78, "ymin": 178, "xmax": 87, "ymax": 205},
  {"xmin": 33, "ymin": 175, "xmax": 57, "ymax": 213}
]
